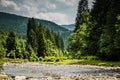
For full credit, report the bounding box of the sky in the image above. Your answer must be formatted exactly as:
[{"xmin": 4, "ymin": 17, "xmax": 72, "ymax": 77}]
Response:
[{"xmin": 0, "ymin": 0, "xmax": 93, "ymax": 25}]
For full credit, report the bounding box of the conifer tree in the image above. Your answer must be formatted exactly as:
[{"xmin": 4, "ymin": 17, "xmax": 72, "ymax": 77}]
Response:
[
  {"xmin": 74, "ymin": 0, "xmax": 88, "ymax": 31},
  {"xmin": 98, "ymin": 0, "xmax": 120, "ymax": 60},
  {"xmin": 6, "ymin": 32, "xmax": 17, "ymax": 56}
]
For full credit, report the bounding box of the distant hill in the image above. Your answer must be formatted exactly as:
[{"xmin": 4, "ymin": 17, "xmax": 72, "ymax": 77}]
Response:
[
  {"xmin": 0, "ymin": 12, "xmax": 71, "ymax": 46},
  {"xmin": 61, "ymin": 24, "xmax": 75, "ymax": 31}
]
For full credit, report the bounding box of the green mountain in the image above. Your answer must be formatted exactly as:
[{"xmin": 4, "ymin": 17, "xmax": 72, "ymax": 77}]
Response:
[
  {"xmin": 0, "ymin": 12, "xmax": 71, "ymax": 46},
  {"xmin": 61, "ymin": 24, "xmax": 75, "ymax": 31}
]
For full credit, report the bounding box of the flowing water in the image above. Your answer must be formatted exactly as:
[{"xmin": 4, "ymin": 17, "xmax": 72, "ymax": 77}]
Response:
[{"xmin": 3, "ymin": 62, "xmax": 120, "ymax": 78}]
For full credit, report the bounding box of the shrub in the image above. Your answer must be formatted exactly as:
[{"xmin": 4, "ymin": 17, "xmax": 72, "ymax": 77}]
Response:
[{"xmin": 43, "ymin": 56, "xmax": 56, "ymax": 62}]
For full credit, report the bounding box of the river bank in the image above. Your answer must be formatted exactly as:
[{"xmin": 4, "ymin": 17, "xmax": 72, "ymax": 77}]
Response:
[{"xmin": 1, "ymin": 62, "xmax": 120, "ymax": 80}]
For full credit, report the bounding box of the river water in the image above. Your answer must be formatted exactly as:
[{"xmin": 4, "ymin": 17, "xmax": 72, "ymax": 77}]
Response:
[{"xmin": 3, "ymin": 62, "xmax": 120, "ymax": 78}]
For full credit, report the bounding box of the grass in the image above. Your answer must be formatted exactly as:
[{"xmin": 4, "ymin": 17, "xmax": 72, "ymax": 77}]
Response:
[
  {"xmin": 0, "ymin": 58, "xmax": 28, "ymax": 62},
  {"xmin": 41, "ymin": 59, "xmax": 120, "ymax": 66},
  {"xmin": 0, "ymin": 56, "xmax": 120, "ymax": 67},
  {"xmin": 41, "ymin": 56, "xmax": 120, "ymax": 67}
]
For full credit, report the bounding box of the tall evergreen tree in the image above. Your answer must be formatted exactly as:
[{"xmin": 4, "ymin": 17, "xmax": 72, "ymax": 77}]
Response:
[
  {"xmin": 98, "ymin": 0, "xmax": 120, "ymax": 61},
  {"xmin": 87, "ymin": 0, "xmax": 112, "ymax": 55},
  {"xmin": 74, "ymin": 0, "xmax": 88, "ymax": 31},
  {"xmin": 54, "ymin": 33, "xmax": 65, "ymax": 50},
  {"xmin": 37, "ymin": 24, "xmax": 47, "ymax": 57},
  {"xmin": 6, "ymin": 32, "xmax": 17, "ymax": 56},
  {"xmin": 27, "ymin": 18, "xmax": 38, "ymax": 50},
  {"xmin": 69, "ymin": 11, "xmax": 91, "ymax": 55}
]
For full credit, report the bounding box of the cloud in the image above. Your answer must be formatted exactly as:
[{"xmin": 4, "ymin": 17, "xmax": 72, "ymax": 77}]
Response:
[
  {"xmin": 56, "ymin": 0, "xmax": 79, "ymax": 6},
  {"xmin": 0, "ymin": 0, "xmax": 20, "ymax": 11},
  {"xmin": 45, "ymin": 2, "xmax": 56, "ymax": 10},
  {"xmin": 27, "ymin": 12, "xmax": 71, "ymax": 25},
  {"xmin": 0, "ymin": 0, "xmax": 93, "ymax": 25}
]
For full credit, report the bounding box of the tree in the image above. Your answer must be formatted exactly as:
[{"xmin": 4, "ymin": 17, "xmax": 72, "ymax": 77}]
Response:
[
  {"xmin": 46, "ymin": 28, "xmax": 55, "ymax": 45},
  {"xmin": 87, "ymin": 0, "xmax": 112, "ymax": 55},
  {"xmin": 6, "ymin": 32, "xmax": 17, "ymax": 56},
  {"xmin": 98, "ymin": 0, "xmax": 120, "ymax": 61},
  {"xmin": 37, "ymin": 24, "xmax": 47, "ymax": 57},
  {"xmin": 0, "ymin": 30, "xmax": 8, "ymax": 58},
  {"xmin": 114, "ymin": 15, "xmax": 120, "ymax": 61},
  {"xmin": 74, "ymin": 0, "xmax": 88, "ymax": 31},
  {"xmin": 27, "ymin": 18, "xmax": 38, "ymax": 50},
  {"xmin": 69, "ymin": 0, "xmax": 90, "ymax": 57},
  {"xmin": 27, "ymin": 18, "xmax": 65, "ymax": 57},
  {"xmin": 69, "ymin": 11, "xmax": 91, "ymax": 56},
  {"xmin": 54, "ymin": 33, "xmax": 65, "ymax": 51}
]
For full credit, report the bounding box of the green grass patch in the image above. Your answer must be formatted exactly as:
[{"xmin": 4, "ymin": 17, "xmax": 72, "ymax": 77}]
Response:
[
  {"xmin": 0, "ymin": 58, "xmax": 28, "ymax": 63},
  {"xmin": 41, "ymin": 56, "xmax": 120, "ymax": 67},
  {"xmin": 41, "ymin": 56, "xmax": 67, "ymax": 63},
  {"xmin": 58, "ymin": 59, "xmax": 120, "ymax": 67}
]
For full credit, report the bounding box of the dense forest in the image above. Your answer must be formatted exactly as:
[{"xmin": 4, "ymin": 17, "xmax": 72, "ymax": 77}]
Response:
[
  {"xmin": 0, "ymin": 12, "xmax": 71, "ymax": 46},
  {"xmin": 0, "ymin": 18, "xmax": 66, "ymax": 61},
  {"xmin": 69, "ymin": 0, "xmax": 120, "ymax": 61},
  {"xmin": 0, "ymin": 0, "xmax": 120, "ymax": 62}
]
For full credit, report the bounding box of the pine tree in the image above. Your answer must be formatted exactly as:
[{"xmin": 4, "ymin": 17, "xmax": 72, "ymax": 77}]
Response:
[
  {"xmin": 6, "ymin": 32, "xmax": 17, "ymax": 56},
  {"xmin": 54, "ymin": 33, "xmax": 64, "ymax": 50},
  {"xmin": 87, "ymin": 0, "xmax": 112, "ymax": 55},
  {"xmin": 74, "ymin": 0, "xmax": 88, "ymax": 31},
  {"xmin": 37, "ymin": 24, "xmax": 47, "ymax": 57},
  {"xmin": 98, "ymin": 0, "xmax": 120, "ymax": 61},
  {"xmin": 69, "ymin": 11, "xmax": 91, "ymax": 55},
  {"xmin": 27, "ymin": 18, "xmax": 38, "ymax": 50},
  {"xmin": 46, "ymin": 28, "xmax": 55, "ymax": 45}
]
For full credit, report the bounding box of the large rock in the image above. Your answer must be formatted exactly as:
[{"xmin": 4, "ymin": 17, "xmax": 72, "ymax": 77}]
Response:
[{"xmin": 0, "ymin": 72, "xmax": 11, "ymax": 80}]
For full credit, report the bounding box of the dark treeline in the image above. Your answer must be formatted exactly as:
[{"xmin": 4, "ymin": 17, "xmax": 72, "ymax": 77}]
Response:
[{"xmin": 69, "ymin": 0, "xmax": 120, "ymax": 61}]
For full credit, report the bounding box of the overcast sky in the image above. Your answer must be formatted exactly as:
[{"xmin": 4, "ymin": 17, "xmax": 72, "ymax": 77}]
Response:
[{"xmin": 0, "ymin": 0, "xmax": 93, "ymax": 25}]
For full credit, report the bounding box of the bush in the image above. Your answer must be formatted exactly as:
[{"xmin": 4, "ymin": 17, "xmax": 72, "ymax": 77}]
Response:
[
  {"xmin": 8, "ymin": 50, "xmax": 16, "ymax": 59},
  {"xmin": 43, "ymin": 56, "xmax": 56, "ymax": 62}
]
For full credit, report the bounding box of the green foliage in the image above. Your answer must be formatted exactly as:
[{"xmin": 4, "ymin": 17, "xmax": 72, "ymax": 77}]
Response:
[
  {"xmin": 0, "ymin": 30, "xmax": 8, "ymax": 58},
  {"xmin": 69, "ymin": 11, "xmax": 91, "ymax": 57},
  {"xmin": 43, "ymin": 56, "xmax": 56, "ymax": 62},
  {"xmin": 5, "ymin": 32, "xmax": 17, "ymax": 56},
  {"xmin": 98, "ymin": 1, "xmax": 120, "ymax": 61},
  {"xmin": 0, "ymin": 12, "xmax": 70, "ymax": 47},
  {"xmin": 80, "ymin": 56, "xmax": 99, "ymax": 60},
  {"xmin": 8, "ymin": 50, "xmax": 16, "ymax": 59},
  {"xmin": 27, "ymin": 18, "xmax": 65, "ymax": 58},
  {"xmin": 75, "ymin": 0, "xmax": 88, "ymax": 31},
  {"xmin": 114, "ymin": 15, "xmax": 120, "ymax": 48},
  {"xmin": 69, "ymin": 0, "xmax": 120, "ymax": 61},
  {"xmin": 54, "ymin": 33, "xmax": 65, "ymax": 51}
]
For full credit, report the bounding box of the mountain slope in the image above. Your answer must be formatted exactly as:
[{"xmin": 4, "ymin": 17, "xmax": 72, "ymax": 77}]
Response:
[
  {"xmin": 0, "ymin": 12, "xmax": 71, "ymax": 45},
  {"xmin": 61, "ymin": 24, "xmax": 75, "ymax": 31}
]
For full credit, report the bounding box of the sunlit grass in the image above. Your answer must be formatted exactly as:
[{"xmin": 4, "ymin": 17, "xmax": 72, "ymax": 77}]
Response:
[
  {"xmin": 0, "ymin": 58, "xmax": 28, "ymax": 63},
  {"xmin": 0, "ymin": 56, "xmax": 120, "ymax": 67},
  {"xmin": 41, "ymin": 56, "xmax": 120, "ymax": 67}
]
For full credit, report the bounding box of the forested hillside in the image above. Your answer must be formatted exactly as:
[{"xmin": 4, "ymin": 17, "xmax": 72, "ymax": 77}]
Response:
[
  {"xmin": 0, "ymin": 18, "xmax": 66, "ymax": 61},
  {"xmin": 61, "ymin": 24, "xmax": 75, "ymax": 31},
  {"xmin": 0, "ymin": 12, "xmax": 71, "ymax": 45}
]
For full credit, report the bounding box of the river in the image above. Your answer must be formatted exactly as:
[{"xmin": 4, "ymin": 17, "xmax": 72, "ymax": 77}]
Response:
[{"xmin": 3, "ymin": 62, "xmax": 120, "ymax": 80}]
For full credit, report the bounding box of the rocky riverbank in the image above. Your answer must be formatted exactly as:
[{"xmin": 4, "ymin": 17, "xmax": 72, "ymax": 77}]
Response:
[
  {"xmin": 1, "ymin": 62, "xmax": 120, "ymax": 80},
  {"xmin": 0, "ymin": 72, "xmax": 120, "ymax": 80}
]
